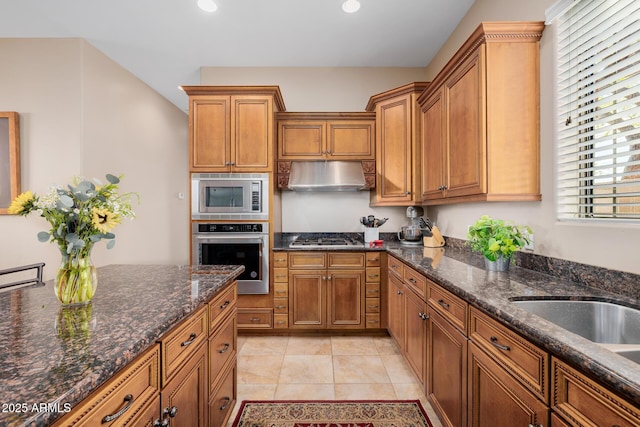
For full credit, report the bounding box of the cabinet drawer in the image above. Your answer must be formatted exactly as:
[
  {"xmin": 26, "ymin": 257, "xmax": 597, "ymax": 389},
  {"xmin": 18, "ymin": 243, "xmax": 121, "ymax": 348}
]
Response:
[
  {"xmin": 273, "ymin": 267, "xmax": 289, "ymax": 283},
  {"xmin": 366, "ymin": 267, "xmax": 381, "ymax": 283},
  {"xmin": 274, "ymin": 314, "xmax": 289, "ymax": 329},
  {"xmin": 365, "ymin": 282, "xmax": 380, "ymax": 297},
  {"xmin": 289, "ymin": 252, "xmax": 326, "ymax": 269},
  {"xmin": 208, "ymin": 314, "xmax": 236, "ymax": 393},
  {"xmin": 470, "ymin": 308, "xmax": 548, "ymax": 403},
  {"xmin": 427, "ymin": 280, "xmax": 467, "ymax": 333},
  {"xmin": 53, "ymin": 345, "xmax": 160, "ymax": 427},
  {"xmin": 160, "ymin": 305, "xmax": 208, "ymax": 385},
  {"xmin": 208, "ymin": 284, "xmax": 236, "ymax": 334},
  {"xmin": 365, "ymin": 297, "xmax": 381, "ymax": 313},
  {"xmin": 274, "ymin": 281, "xmax": 289, "ymax": 297},
  {"xmin": 209, "ymin": 362, "xmax": 237, "ymax": 427},
  {"xmin": 273, "ymin": 253, "xmax": 288, "ymax": 268},
  {"xmin": 388, "ymin": 256, "xmax": 404, "ymax": 277},
  {"xmin": 552, "ymin": 358, "xmax": 640, "ymax": 426},
  {"xmin": 274, "ymin": 297, "xmax": 289, "ymax": 314},
  {"xmin": 404, "ymin": 267, "xmax": 426, "ymax": 300},
  {"xmin": 237, "ymin": 308, "xmax": 273, "ymax": 328},
  {"xmin": 365, "ymin": 313, "xmax": 381, "ymax": 329},
  {"xmin": 366, "ymin": 252, "xmax": 382, "ymax": 266},
  {"xmin": 328, "ymin": 252, "xmax": 365, "ymax": 268}
]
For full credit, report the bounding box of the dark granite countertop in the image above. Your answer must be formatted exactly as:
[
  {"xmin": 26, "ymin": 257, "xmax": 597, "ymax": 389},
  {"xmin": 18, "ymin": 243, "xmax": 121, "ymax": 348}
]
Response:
[
  {"xmin": 0, "ymin": 264, "xmax": 243, "ymax": 427},
  {"xmin": 274, "ymin": 236, "xmax": 640, "ymax": 406}
]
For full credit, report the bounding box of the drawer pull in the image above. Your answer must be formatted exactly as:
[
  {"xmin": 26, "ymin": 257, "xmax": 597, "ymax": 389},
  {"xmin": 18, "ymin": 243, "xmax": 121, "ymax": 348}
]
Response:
[
  {"xmin": 219, "ymin": 343, "xmax": 230, "ymax": 353},
  {"xmin": 220, "ymin": 396, "xmax": 231, "ymax": 411},
  {"xmin": 437, "ymin": 299, "xmax": 450, "ymax": 308},
  {"xmin": 408, "ymin": 278, "xmax": 417, "ymax": 284},
  {"xmin": 367, "ymin": 290, "xmax": 379, "ymax": 294},
  {"xmin": 101, "ymin": 394, "xmax": 134, "ymax": 423},
  {"xmin": 153, "ymin": 418, "xmax": 168, "ymax": 427},
  {"xmin": 527, "ymin": 424, "xmax": 543, "ymax": 427},
  {"xmin": 250, "ymin": 317, "xmax": 261, "ymax": 322},
  {"xmin": 490, "ymin": 336, "xmax": 511, "ymax": 351},
  {"xmin": 275, "ymin": 305, "xmax": 286, "ymax": 309},
  {"xmin": 163, "ymin": 406, "xmax": 178, "ymax": 418},
  {"xmin": 419, "ymin": 313, "xmax": 430, "ymax": 320},
  {"xmin": 220, "ymin": 300, "xmax": 231, "ymax": 309},
  {"xmin": 181, "ymin": 332, "xmax": 197, "ymax": 347},
  {"xmin": 367, "ymin": 305, "xmax": 379, "ymax": 309}
]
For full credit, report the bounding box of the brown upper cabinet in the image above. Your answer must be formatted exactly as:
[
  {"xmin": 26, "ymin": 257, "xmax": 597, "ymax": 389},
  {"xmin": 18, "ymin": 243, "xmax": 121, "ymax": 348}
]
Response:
[
  {"xmin": 183, "ymin": 86, "xmax": 286, "ymax": 172},
  {"xmin": 366, "ymin": 82, "xmax": 430, "ymax": 206},
  {"xmin": 276, "ymin": 112, "xmax": 375, "ymax": 160},
  {"xmin": 418, "ymin": 22, "xmax": 545, "ymax": 205}
]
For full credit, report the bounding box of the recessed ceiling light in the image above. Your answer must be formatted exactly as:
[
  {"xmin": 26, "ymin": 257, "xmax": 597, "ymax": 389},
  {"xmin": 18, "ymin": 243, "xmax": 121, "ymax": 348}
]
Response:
[
  {"xmin": 197, "ymin": 0, "xmax": 218, "ymax": 13},
  {"xmin": 342, "ymin": 0, "xmax": 361, "ymax": 13}
]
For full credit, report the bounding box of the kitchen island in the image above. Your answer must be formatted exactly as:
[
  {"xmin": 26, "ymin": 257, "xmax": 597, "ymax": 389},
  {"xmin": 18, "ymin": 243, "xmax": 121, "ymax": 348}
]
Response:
[
  {"xmin": 0, "ymin": 264, "xmax": 243, "ymax": 427},
  {"xmin": 273, "ymin": 236, "xmax": 640, "ymax": 410}
]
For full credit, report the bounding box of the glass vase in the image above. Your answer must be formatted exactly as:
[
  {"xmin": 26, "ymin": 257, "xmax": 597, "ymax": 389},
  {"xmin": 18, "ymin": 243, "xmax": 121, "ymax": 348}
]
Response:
[{"xmin": 55, "ymin": 249, "xmax": 97, "ymax": 305}]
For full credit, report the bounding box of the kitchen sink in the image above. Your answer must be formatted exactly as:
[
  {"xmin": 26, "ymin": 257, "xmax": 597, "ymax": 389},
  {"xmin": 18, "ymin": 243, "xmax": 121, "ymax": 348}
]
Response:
[{"xmin": 510, "ymin": 299, "xmax": 640, "ymax": 345}]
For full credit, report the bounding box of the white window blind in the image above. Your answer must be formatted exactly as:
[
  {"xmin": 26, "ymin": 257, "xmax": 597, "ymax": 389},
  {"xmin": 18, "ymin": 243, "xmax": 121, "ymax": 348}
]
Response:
[{"xmin": 556, "ymin": 0, "xmax": 640, "ymax": 220}]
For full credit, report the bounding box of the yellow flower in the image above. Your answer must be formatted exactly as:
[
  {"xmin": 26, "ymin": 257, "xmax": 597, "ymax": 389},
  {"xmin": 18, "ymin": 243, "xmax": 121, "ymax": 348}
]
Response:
[
  {"xmin": 8, "ymin": 191, "xmax": 34, "ymax": 215},
  {"xmin": 91, "ymin": 207, "xmax": 120, "ymax": 233}
]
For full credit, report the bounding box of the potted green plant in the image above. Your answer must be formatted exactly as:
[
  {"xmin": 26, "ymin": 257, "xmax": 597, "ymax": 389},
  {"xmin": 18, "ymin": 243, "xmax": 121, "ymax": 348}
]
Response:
[{"xmin": 467, "ymin": 215, "xmax": 531, "ymax": 271}]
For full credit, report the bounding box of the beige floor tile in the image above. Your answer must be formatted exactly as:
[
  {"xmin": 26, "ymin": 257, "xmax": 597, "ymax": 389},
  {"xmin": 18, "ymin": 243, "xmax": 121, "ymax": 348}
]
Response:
[
  {"xmin": 372, "ymin": 336, "xmax": 402, "ymax": 355},
  {"xmin": 236, "ymin": 383, "xmax": 277, "ymax": 400},
  {"xmin": 286, "ymin": 336, "xmax": 332, "ymax": 355},
  {"xmin": 237, "ymin": 335, "xmax": 248, "ymax": 353},
  {"xmin": 237, "ymin": 355, "xmax": 283, "ymax": 384},
  {"xmin": 278, "ymin": 355, "xmax": 334, "ymax": 383},
  {"xmin": 333, "ymin": 355, "xmax": 390, "ymax": 383},
  {"xmin": 275, "ymin": 383, "xmax": 336, "ymax": 400},
  {"xmin": 381, "ymin": 354, "xmax": 420, "ymax": 384},
  {"xmin": 334, "ymin": 383, "xmax": 397, "ymax": 400},
  {"xmin": 331, "ymin": 336, "xmax": 379, "ymax": 355},
  {"xmin": 393, "ymin": 383, "xmax": 427, "ymax": 400},
  {"xmin": 238, "ymin": 336, "xmax": 289, "ymax": 355}
]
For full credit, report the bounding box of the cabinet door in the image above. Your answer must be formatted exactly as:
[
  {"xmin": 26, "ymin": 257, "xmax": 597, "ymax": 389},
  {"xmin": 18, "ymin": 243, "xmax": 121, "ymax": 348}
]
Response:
[
  {"xmin": 327, "ymin": 270, "xmax": 365, "ymax": 328},
  {"xmin": 468, "ymin": 342, "xmax": 548, "ymax": 427},
  {"xmin": 387, "ymin": 273, "xmax": 405, "ymax": 348},
  {"xmin": 327, "ymin": 120, "xmax": 375, "ymax": 160},
  {"xmin": 445, "ymin": 49, "xmax": 486, "ymax": 198},
  {"xmin": 161, "ymin": 343, "xmax": 208, "ymax": 427},
  {"xmin": 278, "ymin": 121, "xmax": 326, "ymax": 159},
  {"xmin": 375, "ymin": 95, "xmax": 414, "ymax": 204},
  {"xmin": 428, "ymin": 309, "xmax": 467, "ymax": 427},
  {"xmin": 289, "ymin": 270, "xmax": 325, "ymax": 328},
  {"xmin": 421, "ymin": 87, "xmax": 446, "ymax": 201},
  {"xmin": 231, "ymin": 95, "xmax": 273, "ymax": 171},
  {"xmin": 190, "ymin": 96, "xmax": 231, "ymax": 171},
  {"xmin": 404, "ymin": 288, "xmax": 427, "ymax": 385}
]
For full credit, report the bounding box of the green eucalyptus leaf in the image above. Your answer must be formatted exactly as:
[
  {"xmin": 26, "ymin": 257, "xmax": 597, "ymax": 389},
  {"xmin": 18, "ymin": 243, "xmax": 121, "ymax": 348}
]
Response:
[
  {"xmin": 76, "ymin": 180, "xmax": 94, "ymax": 194},
  {"xmin": 106, "ymin": 174, "xmax": 120, "ymax": 184},
  {"xmin": 103, "ymin": 232, "xmax": 115, "ymax": 239},
  {"xmin": 58, "ymin": 194, "xmax": 74, "ymax": 208},
  {"xmin": 106, "ymin": 240, "xmax": 115, "ymax": 250},
  {"xmin": 37, "ymin": 231, "xmax": 50, "ymax": 242},
  {"xmin": 89, "ymin": 234, "xmax": 102, "ymax": 242}
]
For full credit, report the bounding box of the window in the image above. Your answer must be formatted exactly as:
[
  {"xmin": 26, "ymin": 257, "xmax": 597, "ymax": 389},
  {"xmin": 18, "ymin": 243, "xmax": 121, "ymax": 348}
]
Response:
[{"xmin": 551, "ymin": 0, "xmax": 640, "ymax": 220}]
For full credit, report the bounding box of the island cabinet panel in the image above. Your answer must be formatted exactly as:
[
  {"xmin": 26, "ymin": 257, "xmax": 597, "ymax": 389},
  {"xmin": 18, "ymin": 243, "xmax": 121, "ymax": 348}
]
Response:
[
  {"xmin": 51, "ymin": 345, "xmax": 160, "ymax": 427},
  {"xmin": 209, "ymin": 361, "xmax": 237, "ymax": 427},
  {"xmin": 427, "ymin": 309, "xmax": 468, "ymax": 427},
  {"xmin": 468, "ymin": 341, "xmax": 549, "ymax": 427},
  {"xmin": 207, "ymin": 313, "xmax": 236, "ymax": 394},
  {"xmin": 551, "ymin": 358, "xmax": 640, "ymax": 427}
]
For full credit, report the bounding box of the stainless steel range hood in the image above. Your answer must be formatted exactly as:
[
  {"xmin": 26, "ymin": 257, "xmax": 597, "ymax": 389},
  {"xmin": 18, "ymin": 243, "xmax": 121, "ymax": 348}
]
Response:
[{"xmin": 288, "ymin": 161, "xmax": 367, "ymax": 192}]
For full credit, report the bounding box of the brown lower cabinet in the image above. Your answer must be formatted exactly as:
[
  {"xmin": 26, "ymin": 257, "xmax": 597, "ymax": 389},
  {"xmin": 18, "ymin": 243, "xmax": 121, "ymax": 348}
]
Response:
[{"xmin": 467, "ymin": 341, "xmax": 549, "ymax": 427}]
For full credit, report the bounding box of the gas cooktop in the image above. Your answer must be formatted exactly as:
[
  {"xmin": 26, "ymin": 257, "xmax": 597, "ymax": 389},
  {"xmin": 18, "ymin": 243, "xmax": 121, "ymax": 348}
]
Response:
[{"xmin": 288, "ymin": 237, "xmax": 364, "ymax": 248}]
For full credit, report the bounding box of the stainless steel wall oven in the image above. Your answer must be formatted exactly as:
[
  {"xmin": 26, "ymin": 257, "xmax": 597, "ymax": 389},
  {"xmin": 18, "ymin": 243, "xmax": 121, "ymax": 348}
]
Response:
[{"xmin": 192, "ymin": 222, "xmax": 269, "ymax": 295}]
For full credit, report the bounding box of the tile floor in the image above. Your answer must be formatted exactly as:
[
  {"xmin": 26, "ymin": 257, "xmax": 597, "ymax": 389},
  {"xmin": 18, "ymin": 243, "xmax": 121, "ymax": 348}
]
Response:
[{"xmin": 227, "ymin": 334, "xmax": 443, "ymax": 426}]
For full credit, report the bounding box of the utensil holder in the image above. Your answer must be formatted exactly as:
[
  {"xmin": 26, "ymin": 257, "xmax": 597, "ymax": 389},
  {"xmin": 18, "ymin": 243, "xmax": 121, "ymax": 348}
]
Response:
[{"xmin": 364, "ymin": 228, "xmax": 380, "ymax": 243}]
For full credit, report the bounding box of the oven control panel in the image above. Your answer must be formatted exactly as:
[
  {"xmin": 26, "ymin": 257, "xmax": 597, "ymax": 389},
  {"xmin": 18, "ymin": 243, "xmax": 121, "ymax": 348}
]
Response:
[{"xmin": 196, "ymin": 223, "xmax": 264, "ymax": 233}]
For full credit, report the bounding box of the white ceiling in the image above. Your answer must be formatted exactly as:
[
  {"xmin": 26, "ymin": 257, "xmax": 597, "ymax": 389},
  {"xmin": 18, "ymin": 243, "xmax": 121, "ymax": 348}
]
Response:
[{"xmin": 0, "ymin": 0, "xmax": 475, "ymax": 111}]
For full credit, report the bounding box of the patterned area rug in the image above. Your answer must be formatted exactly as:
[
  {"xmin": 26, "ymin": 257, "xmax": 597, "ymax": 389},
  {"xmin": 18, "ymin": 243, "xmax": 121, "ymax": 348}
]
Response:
[{"xmin": 231, "ymin": 400, "xmax": 434, "ymax": 427}]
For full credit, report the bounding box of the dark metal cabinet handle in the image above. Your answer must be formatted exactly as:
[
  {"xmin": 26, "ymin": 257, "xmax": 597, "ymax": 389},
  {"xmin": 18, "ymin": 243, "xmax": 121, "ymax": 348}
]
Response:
[
  {"xmin": 163, "ymin": 406, "xmax": 178, "ymax": 418},
  {"xmin": 153, "ymin": 418, "xmax": 169, "ymax": 427},
  {"xmin": 397, "ymin": 290, "xmax": 403, "ymax": 295},
  {"xmin": 181, "ymin": 333, "xmax": 197, "ymax": 347},
  {"xmin": 419, "ymin": 313, "xmax": 429, "ymax": 320},
  {"xmin": 102, "ymin": 394, "xmax": 134, "ymax": 423},
  {"xmin": 249, "ymin": 317, "xmax": 261, "ymax": 322},
  {"xmin": 219, "ymin": 343, "xmax": 230, "ymax": 353},
  {"xmin": 408, "ymin": 278, "xmax": 417, "ymax": 284},
  {"xmin": 220, "ymin": 300, "xmax": 230, "ymax": 309},
  {"xmin": 527, "ymin": 424, "xmax": 543, "ymax": 427},
  {"xmin": 437, "ymin": 299, "xmax": 450, "ymax": 308},
  {"xmin": 490, "ymin": 336, "xmax": 511, "ymax": 351},
  {"xmin": 219, "ymin": 397, "xmax": 231, "ymax": 411}
]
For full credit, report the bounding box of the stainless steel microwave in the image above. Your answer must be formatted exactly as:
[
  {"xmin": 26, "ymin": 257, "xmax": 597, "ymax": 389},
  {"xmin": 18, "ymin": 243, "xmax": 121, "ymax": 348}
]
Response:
[{"xmin": 191, "ymin": 173, "xmax": 269, "ymax": 220}]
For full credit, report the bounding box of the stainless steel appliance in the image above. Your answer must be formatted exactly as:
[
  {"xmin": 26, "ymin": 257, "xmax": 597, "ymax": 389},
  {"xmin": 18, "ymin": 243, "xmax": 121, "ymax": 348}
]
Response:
[
  {"xmin": 191, "ymin": 173, "xmax": 269, "ymax": 220},
  {"xmin": 192, "ymin": 222, "xmax": 269, "ymax": 294},
  {"xmin": 287, "ymin": 161, "xmax": 367, "ymax": 191},
  {"xmin": 398, "ymin": 206, "xmax": 427, "ymax": 246},
  {"xmin": 289, "ymin": 236, "xmax": 364, "ymax": 249}
]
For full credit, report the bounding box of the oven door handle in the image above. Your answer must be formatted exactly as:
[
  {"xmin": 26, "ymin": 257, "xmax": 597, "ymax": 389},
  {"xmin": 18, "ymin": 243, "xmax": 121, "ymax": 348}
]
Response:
[{"xmin": 194, "ymin": 235, "xmax": 266, "ymax": 245}]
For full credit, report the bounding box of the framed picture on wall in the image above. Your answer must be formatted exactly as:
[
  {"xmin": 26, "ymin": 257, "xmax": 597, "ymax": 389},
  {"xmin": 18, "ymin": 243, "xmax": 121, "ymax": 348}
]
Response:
[{"xmin": 0, "ymin": 112, "xmax": 20, "ymax": 214}]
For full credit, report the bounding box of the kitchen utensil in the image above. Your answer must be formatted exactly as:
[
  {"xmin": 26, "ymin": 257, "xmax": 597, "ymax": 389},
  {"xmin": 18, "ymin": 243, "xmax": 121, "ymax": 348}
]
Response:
[
  {"xmin": 398, "ymin": 225, "xmax": 423, "ymax": 242},
  {"xmin": 377, "ymin": 218, "xmax": 388, "ymax": 227},
  {"xmin": 419, "ymin": 217, "xmax": 433, "ymax": 231},
  {"xmin": 367, "ymin": 215, "xmax": 375, "ymax": 225},
  {"xmin": 423, "ymin": 225, "xmax": 445, "ymax": 248}
]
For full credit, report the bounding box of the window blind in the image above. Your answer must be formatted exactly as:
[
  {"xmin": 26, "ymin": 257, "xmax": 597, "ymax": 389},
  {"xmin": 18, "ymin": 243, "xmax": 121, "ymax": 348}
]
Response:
[{"xmin": 556, "ymin": 0, "xmax": 640, "ymax": 220}]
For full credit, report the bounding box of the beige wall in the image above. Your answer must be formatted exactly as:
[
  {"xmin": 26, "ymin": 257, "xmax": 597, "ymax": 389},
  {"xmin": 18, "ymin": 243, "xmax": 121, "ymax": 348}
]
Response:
[
  {"xmin": 0, "ymin": 39, "xmax": 189, "ymax": 280},
  {"xmin": 423, "ymin": 0, "xmax": 640, "ymax": 275}
]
